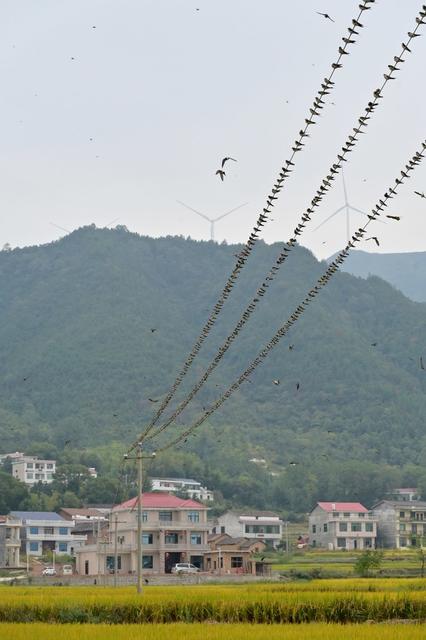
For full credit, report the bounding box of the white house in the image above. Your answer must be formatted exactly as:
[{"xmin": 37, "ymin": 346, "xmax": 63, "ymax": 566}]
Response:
[
  {"xmin": 150, "ymin": 477, "xmax": 214, "ymax": 501},
  {"xmin": 11, "ymin": 455, "xmax": 56, "ymax": 486},
  {"xmin": 0, "ymin": 514, "xmax": 21, "ymax": 568},
  {"xmin": 10, "ymin": 511, "xmax": 86, "ymax": 557},
  {"xmin": 372, "ymin": 500, "xmax": 426, "ymax": 548},
  {"xmin": 214, "ymin": 510, "xmax": 283, "ymax": 548},
  {"xmin": 309, "ymin": 502, "xmax": 377, "ymax": 551}
]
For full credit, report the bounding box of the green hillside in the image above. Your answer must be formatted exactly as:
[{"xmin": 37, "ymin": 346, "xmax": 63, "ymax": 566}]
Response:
[
  {"xmin": 1, "ymin": 227, "xmax": 426, "ymax": 514},
  {"xmin": 331, "ymin": 249, "xmax": 426, "ymax": 303}
]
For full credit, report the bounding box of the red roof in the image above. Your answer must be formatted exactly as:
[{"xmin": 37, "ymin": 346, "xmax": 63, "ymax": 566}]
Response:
[
  {"xmin": 114, "ymin": 492, "xmax": 207, "ymax": 511},
  {"xmin": 317, "ymin": 502, "xmax": 368, "ymax": 513}
]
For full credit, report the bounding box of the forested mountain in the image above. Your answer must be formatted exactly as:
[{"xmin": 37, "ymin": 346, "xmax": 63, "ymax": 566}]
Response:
[
  {"xmin": 332, "ymin": 249, "xmax": 426, "ymax": 303},
  {"xmin": 0, "ymin": 227, "xmax": 426, "ymax": 515}
]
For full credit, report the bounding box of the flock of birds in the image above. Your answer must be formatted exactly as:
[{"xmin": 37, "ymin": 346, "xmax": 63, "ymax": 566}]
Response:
[{"xmin": 127, "ymin": 0, "xmax": 426, "ymax": 458}]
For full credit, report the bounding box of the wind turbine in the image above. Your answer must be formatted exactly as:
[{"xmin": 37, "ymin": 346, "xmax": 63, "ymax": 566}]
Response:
[
  {"xmin": 177, "ymin": 201, "xmax": 248, "ymax": 242},
  {"xmin": 313, "ymin": 171, "xmax": 384, "ymax": 242}
]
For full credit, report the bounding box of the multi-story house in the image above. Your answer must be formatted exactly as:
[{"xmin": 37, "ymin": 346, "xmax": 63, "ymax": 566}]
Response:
[
  {"xmin": 75, "ymin": 493, "xmax": 210, "ymax": 576},
  {"xmin": 386, "ymin": 488, "xmax": 420, "ymax": 502},
  {"xmin": 150, "ymin": 477, "xmax": 214, "ymax": 501},
  {"xmin": 309, "ymin": 502, "xmax": 377, "ymax": 550},
  {"xmin": 10, "ymin": 511, "xmax": 87, "ymax": 557},
  {"xmin": 11, "ymin": 455, "xmax": 56, "ymax": 486},
  {"xmin": 0, "ymin": 515, "xmax": 21, "ymax": 568},
  {"xmin": 372, "ymin": 500, "xmax": 426, "ymax": 548},
  {"xmin": 214, "ymin": 511, "xmax": 283, "ymax": 549}
]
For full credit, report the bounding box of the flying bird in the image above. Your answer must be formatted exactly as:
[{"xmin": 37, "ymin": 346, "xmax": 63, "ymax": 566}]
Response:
[
  {"xmin": 366, "ymin": 236, "xmax": 380, "ymax": 247},
  {"xmin": 221, "ymin": 157, "xmax": 237, "ymax": 168},
  {"xmin": 421, "ymin": 356, "xmax": 425, "ymax": 371},
  {"xmin": 273, "ymin": 379, "xmax": 280, "ymax": 386},
  {"xmin": 317, "ymin": 12, "xmax": 334, "ymax": 22},
  {"xmin": 216, "ymin": 169, "xmax": 226, "ymax": 181},
  {"xmin": 296, "ymin": 382, "xmax": 300, "ymax": 391},
  {"xmin": 414, "ymin": 191, "xmax": 425, "ymax": 199},
  {"xmin": 148, "ymin": 398, "xmax": 159, "ymax": 403},
  {"xmin": 371, "ymin": 342, "xmax": 378, "ymax": 347},
  {"xmin": 288, "ymin": 344, "xmax": 294, "ymax": 351},
  {"xmin": 289, "ymin": 461, "xmax": 299, "ymax": 466},
  {"xmin": 150, "ymin": 328, "xmax": 157, "ymax": 333},
  {"xmin": 386, "ymin": 215, "xmax": 400, "ymax": 221}
]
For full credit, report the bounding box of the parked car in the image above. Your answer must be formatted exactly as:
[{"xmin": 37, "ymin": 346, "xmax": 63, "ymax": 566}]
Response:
[
  {"xmin": 42, "ymin": 567, "xmax": 57, "ymax": 576},
  {"xmin": 62, "ymin": 564, "xmax": 73, "ymax": 575},
  {"xmin": 171, "ymin": 562, "xmax": 200, "ymax": 574}
]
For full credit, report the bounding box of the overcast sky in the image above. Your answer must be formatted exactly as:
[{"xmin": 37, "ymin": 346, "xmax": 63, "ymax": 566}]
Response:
[{"xmin": 1, "ymin": 0, "xmax": 425, "ymax": 260}]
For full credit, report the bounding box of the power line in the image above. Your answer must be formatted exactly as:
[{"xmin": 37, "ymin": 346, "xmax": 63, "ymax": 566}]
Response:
[
  {"xmin": 142, "ymin": 8, "xmax": 425, "ymax": 445},
  {"xmin": 153, "ymin": 140, "xmax": 426, "ymax": 454},
  {"xmin": 129, "ymin": 0, "xmax": 378, "ymax": 453}
]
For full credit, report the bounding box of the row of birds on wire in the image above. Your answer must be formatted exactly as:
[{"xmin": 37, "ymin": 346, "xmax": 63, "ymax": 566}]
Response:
[{"xmin": 129, "ymin": 1, "xmax": 426, "ymax": 456}]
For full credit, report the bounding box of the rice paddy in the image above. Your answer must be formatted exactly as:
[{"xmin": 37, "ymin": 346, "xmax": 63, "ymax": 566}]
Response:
[{"xmin": 2, "ymin": 623, "xmax": 426, "ymax": 640}]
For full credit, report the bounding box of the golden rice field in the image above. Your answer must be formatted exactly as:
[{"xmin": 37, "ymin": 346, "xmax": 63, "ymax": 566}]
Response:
[
  {"xmin": 2, "ymin": 623, "xmax": 426, "ymax": 640},
  {"xmin": 2, "ymin": 580, "xmax": 426, "ymax": 623}
]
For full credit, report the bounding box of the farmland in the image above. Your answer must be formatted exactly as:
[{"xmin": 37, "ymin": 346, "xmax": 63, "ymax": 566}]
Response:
[
  {"xmin": 2, "ymin": 623, "xmax": 426, "ymax": 640},
  {"xmin": 2, "ymin": 580, "xmax": 426, "ymax": 624}
]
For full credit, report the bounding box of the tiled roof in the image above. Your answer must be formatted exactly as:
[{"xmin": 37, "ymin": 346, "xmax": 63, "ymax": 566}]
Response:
[
  {"xmin": 114, "ymin": 492, "xmax": 206, "ymax": 510},
  {"xmin": 228, "ymin": 510, "xmax": 280, "ymax": 518},
  {"xmin": 60, "ymin": 508, "xmax": 105, "ymax": 518},
  {"xmin": 10, "ymin": 511, "xmax": 65, "ymax": 521},
  {"xmin": 316, "ymin": 502, "xmax": 368, "ymax": 513},
  {"xmin": 373, "ymin": 500, "xmax": 426, "ymax": 509}
]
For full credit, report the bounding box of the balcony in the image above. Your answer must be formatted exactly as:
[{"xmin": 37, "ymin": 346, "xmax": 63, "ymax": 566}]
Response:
[{"xmin": 326, "ymin": 513, "xmax": 375, "ymax": 521}]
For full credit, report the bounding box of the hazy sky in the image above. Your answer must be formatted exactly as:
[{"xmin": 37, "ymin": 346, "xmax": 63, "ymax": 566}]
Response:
[{"xmin": 1, "ymin": 0, "xmax": 425, "ymax": 260}]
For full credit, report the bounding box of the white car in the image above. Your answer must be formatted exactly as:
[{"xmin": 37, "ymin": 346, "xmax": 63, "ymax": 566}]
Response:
[
  {"xmin": 171, "ymin": 562, "xmax": 200, "ymax": 574},
  {"xmin": 62, "ymin": 564, "xmax": 73, "ymax": 575},
  {"xmin": 42, "ymin": 567, "xmax": 57, "ymax": 576}
]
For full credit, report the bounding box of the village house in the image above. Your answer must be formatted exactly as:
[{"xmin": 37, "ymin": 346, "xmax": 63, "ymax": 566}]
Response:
[
  {"xmin": 75, "ymin": 493, "xmax": 210, "ymax": 576},
  {"xmin": 0, "ymin": 515, "xmax": 21, "ymax": 568},
  {"xmin": 150, "ymin": 477, "xmax": 214, "ymax": 501},
  {"xmin": 11, "ymin": 455, "xmax": 56, "ymax": 486},
  {"xmin": 309, "ymin": 502, "xmax": 377, "ymax": 551},
  {"xmin": 10, "ymin": 511, "xmax": 87, "ymax": 557},
  {"xmin": 204, "ymin": 533, "xmax": 267, "ymax": 575},
  {"xmin": 372, "ymin": 500, "xmax": 426, "ymax": 548},
  {"xmin": 214, "ymin": 510, "xmax": 283, "ymax": 548}
]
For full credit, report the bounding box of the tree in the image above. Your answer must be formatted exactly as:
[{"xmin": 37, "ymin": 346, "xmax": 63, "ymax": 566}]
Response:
[
  {"xmin": 0, "ymin": 472, "xmax": 29, "ymax": 512},
  {"xmin": 354, "ymin": 550, "xmax": 384, "ymax": 577}
]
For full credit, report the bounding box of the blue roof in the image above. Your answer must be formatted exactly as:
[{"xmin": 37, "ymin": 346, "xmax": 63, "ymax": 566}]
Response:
[{"xmin": 10, "ymin": 511, "xmax": 65, "ymax": 521}]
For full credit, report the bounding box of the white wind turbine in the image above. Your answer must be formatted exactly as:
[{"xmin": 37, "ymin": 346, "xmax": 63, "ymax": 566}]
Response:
[{"xmin": 177, "ymin": 201, "xmax": 248, "ymax": 242}]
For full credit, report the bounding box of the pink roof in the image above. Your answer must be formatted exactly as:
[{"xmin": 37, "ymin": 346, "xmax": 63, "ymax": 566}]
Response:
[
  {"xmin": 317, "ymin": 502, "xmax": 368, "ymax": 513},
  {"xmin": 114, "ymin": 492, "xmax": 207, "ymax": 511}
]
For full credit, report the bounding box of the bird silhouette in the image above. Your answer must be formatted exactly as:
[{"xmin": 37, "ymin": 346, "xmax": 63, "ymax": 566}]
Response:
[
  {"xmin": 148, "ymin": 398, "xmax": 159, "ymax": 403},
  {"xmin": 150, "ymin": 328, "xmax": 157, "ymax": 333},
  {"xmin": 221, "ymin": 157, "xmax": 237, "ymax": 168},
  {"xmin": 366, "ymin": 236, "xmax": 380, "ymax": 247},
  {"xmin": 371, "ymin": 342, "xmax": 378, "ymax": 347},
  {"xmin": 414, "ymin": 191, "xmax": 425, "ymax": 199},
  {"xmin": 296, "ymin": 383, "xmax": 300, "ymax": 391},
  {"xmin": 216, "ymin": 169, "xmax": 225, "ymax": 181},
  {"xmin": 288, "ymin": 344, "xmax": 294, "ymax": 350},
  {"xmin": 289, "ymin": 461, "xmax": 299, "ymax": 466},
  {"xmin": 64, "ymin": 440, "xmax": 71, "ymax": 447},
  {"xmin": 273, "ymin": 379, "xmax": 280, "ymax": 386},
  {"xmin": 386, "ymin": 215, "xmax": 400, "ymax": 221},
  {"xmin": 317, "ymin": 12, "xmax": 334, "ymax": 22},
  {"xmin": 421, "ymin": 356, "xmax": 425, "ymax": 371}
]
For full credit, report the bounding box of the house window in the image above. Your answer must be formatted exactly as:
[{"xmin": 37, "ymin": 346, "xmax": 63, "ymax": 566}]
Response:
[
  {"xmin": 337, "ymin": 538, "xmax": 346, "ymax": 548},
  {"xmin": 231, "ymin": 556, "xmax": 243, "ymax": 568},
  {"xmin": 142, "ymin": 555, "xmax": 153, "ymax": 569},
  {"xmin": 159, "ymin": 511, "xmax": 172, "ymax": 522},
  {"xmin": 400, "ymin": 523, "xmax": 406, "ymax": 531},
  {"xmin": 358, "ymin": 513, "xmax": 365, "ymax": 518},
  {"xmin": 58, "ymin": 542, "xmax": 68, "ymax": 552},
  {"xmin": 29, "ymin": 527, "xmax": 39, "ymax": 535},
  {"xmin": 365, "ymin": 538, "xmax": 373, "ymax": 548},
  {"xmin": 59, "ymin": 527, "xmax": 68, "ymax": 535},
  {"xmin": 400, "ymin": 537, "xmax": 407, "ymax": 547},
  {"xmin": 29, "ymin": 542, "xmax": 39, "ymax": 552},
  {"xmin": 26, "ymin": 463, "xmax": 34, "ymax": 469},
  {"xmin": 44, "ymin": 527, "xmax": 54, "ymax": 535},
  {"xmin": 365, "ymin": 522, "xmax": 373, "ymax": 532},
  {"xmin": 142, "ymin": 534, "xmax": 153, "ymax": 544},
  {"xmin": 332, "ymin": 512, "xmax": 340, "ymax": 517},
  {"xmin": 165, "ymin": 533, "xmax": 179, "ymax": 544},
  {"xmin": 400, "ymin": 512, "xmax": 405, "ymax": 518},
  {"xmin": 142, "ymin": 511, "xmax": 148, "ymax": 522},
  {"xmin": 220, "ymin": 526, "xmax": 225, "ymax": 534},
  {"xmin": 191, "ymin": 533, "xmax": 202, "ymax": 545},
  {"xmin": 84, "ymin": 560, "xmax": 89, "ymax": 575},
  {"xmin": 188, "ymin": 512, "xmax": 200, "ymax": 523},
  {"xmin": 47, "ymin": 463, "xmax": 53, "ymax": 469},
  {"xmin": 339, "ymin": 522, "xmax": 347, "ymax": 532},
  {"xmin": 351, "ymin": 523, "xmax": 362, "ymax": 532},
  {"xmin": 26, "ymin": 473, "xmax": 34, "ymax": 479},
  {"xmin": 323, "ymin": 524, "xmax": 328, "ymax": 533},
  {"xmin": 312, "ymin": 525, "xmax": 316, "ymax": 533},
  {"xmin": 343, "ymin": 512, "xmax": 350, "ymax": 518}
]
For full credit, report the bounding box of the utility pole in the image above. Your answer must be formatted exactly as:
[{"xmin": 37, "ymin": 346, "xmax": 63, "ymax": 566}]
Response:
[
  {"xmin": 124, "ymin": 443, "xmax": 156, "ymax": 594},
  {"xmin": 114, "ymin": 513, "xmax": 118, "ymax": 588}
]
